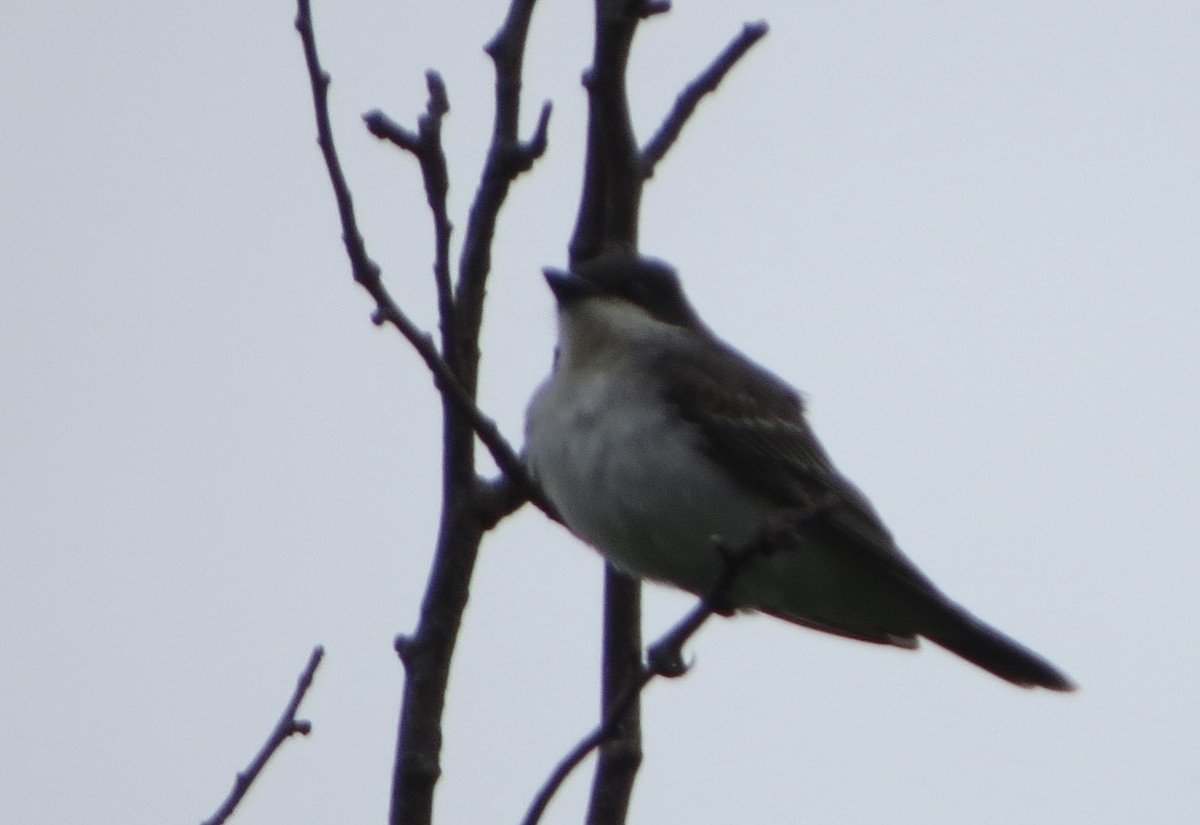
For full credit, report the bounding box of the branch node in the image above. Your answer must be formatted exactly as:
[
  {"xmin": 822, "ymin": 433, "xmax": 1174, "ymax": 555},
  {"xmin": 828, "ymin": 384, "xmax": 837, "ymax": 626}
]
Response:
[
  {"xmin": 394, "ymin": 633, "xmax": 417, "ymax": 665},
  {"xmin": 364, "ymin": 109, "xmax": 423, "ymax": 154},
  {"xmin": 202, "ymin": 645, "xmax": 324, "ymax": 825},
  {"xmin": 646, "ymin": 639, "xmax": 692, "ymax": 678},
  {"xmin": 744, "ymin": 19, "xmax": 770, "ymax": 38},
  {"xmin": 425, "ymin": 70, "xmax": 450, "ymax": 117},
  {"xmin": 522, "ymin": 525, "xmax": 781, "ymax": 825},
  {"xmin": 636, "ymin": 0, "xmax": 672, "ymax": 18},
  {"xmin": 509, "ymin": 100, "xmax": 553, "ymax": 172},
  {"xmin": 474, "ymin": 473, "xmax": 532, "ymax": 530}
]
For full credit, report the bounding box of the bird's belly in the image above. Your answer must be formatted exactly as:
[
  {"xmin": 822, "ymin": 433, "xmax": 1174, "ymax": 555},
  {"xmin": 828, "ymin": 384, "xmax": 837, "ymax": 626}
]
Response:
[{"xmin": 528, "ymin": 387, "xmax": 766, "ymax": 593}]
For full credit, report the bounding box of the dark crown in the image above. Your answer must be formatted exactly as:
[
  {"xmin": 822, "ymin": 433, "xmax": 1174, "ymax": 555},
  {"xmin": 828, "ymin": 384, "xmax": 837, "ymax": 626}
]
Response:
[{"xmin": 572, "ymin": 254, "xmax": 702, "ymax": 330}]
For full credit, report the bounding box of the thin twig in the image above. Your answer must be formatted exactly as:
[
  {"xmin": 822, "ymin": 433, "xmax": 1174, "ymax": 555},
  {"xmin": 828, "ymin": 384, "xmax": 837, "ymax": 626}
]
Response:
[
  {"xmin": 640, "ymin": 21, "xmax": 769, "ymax": 179},
  {"xmin": 364, "ymin": 111, "xmax": 422, "ymax": 152},
  {"xmin": 456, "ymin": 0, "xmax": 551, "ymax": 393},
  {"xmin": 294, "ymin": 0, "xmax": 554, "ymax": 522},
  {"xmin": 511, "ymin": 100, "xmax": 554, "ymax": 172},
  {"xmin": 364, "ymin": 72, "xmax": 458, "ymax": 376},
  {"xmin": 637, "ymin": 1, "xmax": 672, "ymax": 18},
  {"xmin": 521, "ymin": 535, "xmax": 771, "ymax": 825},
  {"xmin": 202, "ymin": 646, "xmax": 324, "ymax": 825}
]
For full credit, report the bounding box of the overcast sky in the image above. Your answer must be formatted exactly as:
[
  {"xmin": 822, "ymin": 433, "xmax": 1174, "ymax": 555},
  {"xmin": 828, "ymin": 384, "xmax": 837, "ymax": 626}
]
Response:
[{"xmin": 2, "ymin": 1, "xmax": 1198, "ymax": 823}]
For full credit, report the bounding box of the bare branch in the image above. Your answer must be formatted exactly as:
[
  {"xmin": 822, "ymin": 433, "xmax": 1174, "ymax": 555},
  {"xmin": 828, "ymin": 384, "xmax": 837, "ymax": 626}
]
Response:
[
  {"xmin": 301, "ymin": 3, "xmax": 771, "ymax": 825},
  {"xmin": 363, "ymin": 111, "xmax": 422, "ymax": 152},
  {"xmin": 526, "ymin": 493, "xmax": 838, "ymax": 825},
  {"xmin": 569, "ymin": 1, "xmax": 643, "ymax": 265},
  {"xmin": 296, "ymin": 1, "xmax": 557, "ymax": 824},
  {"xmin": 565, "ymin": 4, "xmax": 652, "ymax": 821},
  {"xmin": 456, "ymin": 0, "xmax": 551, "ymax": 394},
  {"xmin": 364, "ymin": 70, "xmax": 458, "ymax": 375},
  {"xmin": 636, "ymin": 2, "xmax": 672, "ymax": 18},
  {"xmin": 295, "ymin": 0, "xmax": 383, "ymax": 303},
  {"xmin": 522, "ymin": 525, "xmax": 789, "ymax": 825},
  {"xmin": 511, "ymin": 100, "xmax": 554, "ymax": 173},
  {"xmin": 370, "ymin": 286, "xmax": 555, "ymax": 521},
  {"xmin": 641, "ymin": 21, "xmax": 769, "ymax": 179},
  {"xmin": 584, "ymin": 568, "xmax": 641, "ymax": 825},
  {"xmin": 416, "ymin": 72, "xmax": 455, "ymax": 374},
  {"xmin": 202, "ymin": 646, "xmax": 324, "ymax": 825},
  {"xmin": 295, "ymin": 0, "xmax": 554, "ymax": 523}
]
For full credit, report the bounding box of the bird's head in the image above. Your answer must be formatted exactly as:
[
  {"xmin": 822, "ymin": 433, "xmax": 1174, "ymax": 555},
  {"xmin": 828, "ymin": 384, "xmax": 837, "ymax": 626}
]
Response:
[{"xmin": 543, "ymin": 254, "xmax": 705, "ymax": 333}]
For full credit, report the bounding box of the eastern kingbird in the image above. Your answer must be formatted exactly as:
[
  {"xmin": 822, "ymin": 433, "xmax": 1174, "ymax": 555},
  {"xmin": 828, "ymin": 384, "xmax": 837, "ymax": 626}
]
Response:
[{"xmin": 524, "ymin": 253, "xmax": 1074, "ymax": 691}]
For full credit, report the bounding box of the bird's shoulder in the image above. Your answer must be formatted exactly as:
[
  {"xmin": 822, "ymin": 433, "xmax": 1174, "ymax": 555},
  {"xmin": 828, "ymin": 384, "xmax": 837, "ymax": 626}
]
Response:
[
  {"xmin": 649, "ymin": 336, "xmax": 827, "ymax": 503},
  {"xmin": 651, "ymin": 336, "xmax": 929, "ymax": 586}
]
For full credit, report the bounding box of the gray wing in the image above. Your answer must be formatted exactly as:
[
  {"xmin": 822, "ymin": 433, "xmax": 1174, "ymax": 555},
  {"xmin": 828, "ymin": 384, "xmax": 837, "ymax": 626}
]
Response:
[
  {"xmin": 653, "ymin": 338, "xmax": 1076, "ymax": 689},
  {"xmin": 655, "ymin": 338, "xmax": 940, "ymax": 596}
]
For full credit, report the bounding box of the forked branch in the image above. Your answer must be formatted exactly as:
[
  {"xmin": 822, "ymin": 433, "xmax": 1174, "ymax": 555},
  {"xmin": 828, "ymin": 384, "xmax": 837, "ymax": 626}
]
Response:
[
  {"xmin": 520, "ymin": 525, "xmax": 790, "ymax": 825},
  {"xmin": 364, "ymin": 71, "xmax": 456, "ymax": 372},
  {"xmin": 296, "ymin": 6, "xmax": 553, "ymax": 825},
  {"xmin": 202, "ymin": 647, "xmax": 324, "ymax": 825},
  {"xmin": 641, "ymin": 21, "xmax": 770, "ymax": 178},
  {"xmin": 294, "ymin": 0, "xmax": 554, "ymax": 522}
]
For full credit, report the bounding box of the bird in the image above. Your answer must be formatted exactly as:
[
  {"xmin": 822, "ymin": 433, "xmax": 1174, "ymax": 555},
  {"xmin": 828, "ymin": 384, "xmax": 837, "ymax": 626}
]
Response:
[{"xmin": 524, "ymin": 252, "xmax": 1074, "ymax": 691}]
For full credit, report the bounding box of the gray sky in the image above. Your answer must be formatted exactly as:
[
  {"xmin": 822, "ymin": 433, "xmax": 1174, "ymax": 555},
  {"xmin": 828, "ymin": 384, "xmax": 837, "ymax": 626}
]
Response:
[{"xmin": 2, "ymin": 1, "xmax": 1197, "ymax": 823}]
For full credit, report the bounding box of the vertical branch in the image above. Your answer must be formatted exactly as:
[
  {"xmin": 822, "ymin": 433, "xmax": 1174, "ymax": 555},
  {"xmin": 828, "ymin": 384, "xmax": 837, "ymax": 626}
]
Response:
[
  {"xmin": 390, "ymin": 3, "xmax": 547, "ymax": 825},
  {"xmin": 584, "ymin": 570, "xmax": 642, "ymax": 825},
  {"xmin": 456, "ymin": 0, "xmax": 551, "ymax": 394},
  {"xmin": 415, "ymin": 72, "xmax": 458, "ymax": 376},
  {"xmin": 569, "ymin": 2, "xmax": 663, "ymax": 822},
  {"xmin": 364, "ymin": 73, "xmax": 457, "ymax": 375},
  {"xmin": 294, "ymin": 3, "xmax": 549, "ymax": 825},
  {"xmin": 389, "ymin": 500, "xmax": 484, "ymax": 825},
  {"xmin": 569, "ymin": 2, "xmax": 643, "ymax": 264},
  {"xmin": 564, "ymin": 7, "xmax": 769, "ymax": 824}
]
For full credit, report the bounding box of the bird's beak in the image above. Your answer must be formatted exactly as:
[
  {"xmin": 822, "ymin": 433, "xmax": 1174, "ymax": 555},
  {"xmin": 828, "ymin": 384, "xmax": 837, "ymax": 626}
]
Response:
[{"xmin": 543, "ymin": 267, "xmax": 598, "ymax": 306}]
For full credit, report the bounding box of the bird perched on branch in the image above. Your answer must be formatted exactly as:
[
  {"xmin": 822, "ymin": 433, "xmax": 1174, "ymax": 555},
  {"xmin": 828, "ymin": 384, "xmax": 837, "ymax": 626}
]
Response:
[{"xmin": 524, "ymin": 253, "xmax": 1074, "ymax": 691}]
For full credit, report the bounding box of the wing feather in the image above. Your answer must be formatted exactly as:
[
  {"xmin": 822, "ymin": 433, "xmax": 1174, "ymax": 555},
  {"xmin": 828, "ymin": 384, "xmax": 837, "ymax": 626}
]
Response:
[{"xmin": 654, "ymin": 339, "xmax": 940, "ymax": 596}]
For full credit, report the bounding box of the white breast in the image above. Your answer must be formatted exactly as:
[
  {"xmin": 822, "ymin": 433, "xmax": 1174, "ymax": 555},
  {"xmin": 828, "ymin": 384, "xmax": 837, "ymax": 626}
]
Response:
[{"xmin": 525, "ymin": 346, "xmax": 768, "ymax": 594}]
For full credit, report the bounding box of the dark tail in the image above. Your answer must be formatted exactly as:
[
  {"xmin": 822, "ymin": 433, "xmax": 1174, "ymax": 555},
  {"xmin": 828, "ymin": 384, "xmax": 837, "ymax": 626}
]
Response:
[{"xmin": 923, "ymin": 603, "xmax": 1076, "ymax": 691}]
